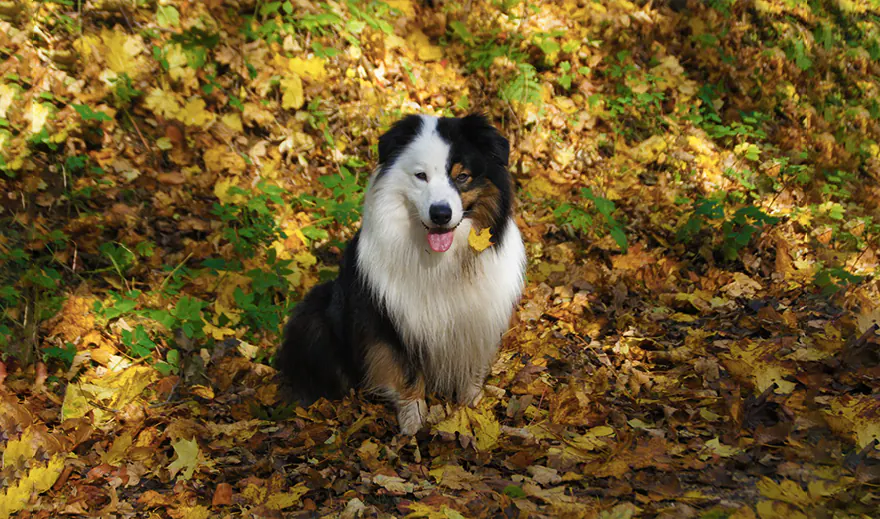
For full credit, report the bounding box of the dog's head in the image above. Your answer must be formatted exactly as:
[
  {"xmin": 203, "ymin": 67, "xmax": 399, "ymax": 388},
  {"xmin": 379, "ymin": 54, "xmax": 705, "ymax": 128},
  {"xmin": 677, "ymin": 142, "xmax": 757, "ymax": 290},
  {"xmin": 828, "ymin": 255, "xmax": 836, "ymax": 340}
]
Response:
[{"xmin": 374, "ymin": 114, "xmax": 511, "ymax": 253}]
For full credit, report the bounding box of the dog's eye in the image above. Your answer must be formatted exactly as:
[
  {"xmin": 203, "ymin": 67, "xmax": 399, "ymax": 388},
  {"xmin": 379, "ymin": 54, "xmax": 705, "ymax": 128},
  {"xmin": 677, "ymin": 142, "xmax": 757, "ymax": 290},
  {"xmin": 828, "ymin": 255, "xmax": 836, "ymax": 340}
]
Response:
[
  {"xmin": 415, "ymin": 172, "xmax": 428, "ymax": 181},
  {"xmin": 455, "ymin": 172, "xmax": 470, "ymax": 184}
]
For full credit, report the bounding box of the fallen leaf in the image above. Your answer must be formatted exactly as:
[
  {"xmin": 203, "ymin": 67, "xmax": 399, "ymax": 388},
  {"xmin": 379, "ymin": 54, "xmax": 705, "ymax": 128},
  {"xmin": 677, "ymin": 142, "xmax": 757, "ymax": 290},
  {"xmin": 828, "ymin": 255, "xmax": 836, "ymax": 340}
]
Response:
[{"xmin": 468, "ymin": 227, "xmax": 493, "ymax": 252}]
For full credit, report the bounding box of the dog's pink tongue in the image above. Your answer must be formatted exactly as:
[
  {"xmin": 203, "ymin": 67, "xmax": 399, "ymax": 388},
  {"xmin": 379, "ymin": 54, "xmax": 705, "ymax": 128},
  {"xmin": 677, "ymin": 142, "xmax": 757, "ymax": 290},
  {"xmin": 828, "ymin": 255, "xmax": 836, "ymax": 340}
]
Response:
[{"xmin": 427, "ymin": 230, "xmax": 455, "ymax": 252}]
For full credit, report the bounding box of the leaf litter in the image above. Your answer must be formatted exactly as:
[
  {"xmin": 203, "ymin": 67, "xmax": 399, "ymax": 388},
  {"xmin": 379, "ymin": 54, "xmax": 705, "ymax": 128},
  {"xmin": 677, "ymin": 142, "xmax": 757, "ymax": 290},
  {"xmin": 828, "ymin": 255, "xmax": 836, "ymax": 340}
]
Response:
[{"xmin": 0, "ymin": 0, "xmax": 879, "ymax": 518}]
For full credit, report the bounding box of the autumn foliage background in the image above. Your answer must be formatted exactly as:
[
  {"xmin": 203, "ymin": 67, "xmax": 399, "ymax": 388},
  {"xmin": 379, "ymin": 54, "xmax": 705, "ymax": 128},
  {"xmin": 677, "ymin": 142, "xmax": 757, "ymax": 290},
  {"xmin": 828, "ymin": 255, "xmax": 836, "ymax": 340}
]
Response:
[{"xmin": 1, "ymin": 0, "xmax": 880, "ymax": 517}]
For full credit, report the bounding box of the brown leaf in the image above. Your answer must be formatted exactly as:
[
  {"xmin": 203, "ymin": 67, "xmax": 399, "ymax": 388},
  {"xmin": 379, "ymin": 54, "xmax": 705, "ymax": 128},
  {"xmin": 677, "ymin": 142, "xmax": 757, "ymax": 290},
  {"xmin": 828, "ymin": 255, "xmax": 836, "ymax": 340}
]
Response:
[{"xmin": 212, "ymin": 482, "xmax": 233, "ymax": 507}]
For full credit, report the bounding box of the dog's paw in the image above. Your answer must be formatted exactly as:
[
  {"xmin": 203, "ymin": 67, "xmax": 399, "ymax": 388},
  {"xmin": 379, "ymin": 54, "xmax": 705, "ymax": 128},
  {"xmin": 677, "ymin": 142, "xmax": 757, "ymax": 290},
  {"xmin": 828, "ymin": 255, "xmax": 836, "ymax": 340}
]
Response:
[
  {"xmin": 397, "ymin": 398, "xmax": 427, "ymax": 436},
  {"xmin": 459, "ymin": 384, "xmax": 484, "ymax": 408}
]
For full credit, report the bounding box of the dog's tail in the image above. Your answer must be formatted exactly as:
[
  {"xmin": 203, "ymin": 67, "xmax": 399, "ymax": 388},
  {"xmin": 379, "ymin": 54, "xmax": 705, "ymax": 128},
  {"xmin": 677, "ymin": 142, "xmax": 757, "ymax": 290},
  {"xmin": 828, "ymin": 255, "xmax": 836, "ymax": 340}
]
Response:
[{"xmin": 275, "ymin": 281, "xmax": 354, "ymax": 406}]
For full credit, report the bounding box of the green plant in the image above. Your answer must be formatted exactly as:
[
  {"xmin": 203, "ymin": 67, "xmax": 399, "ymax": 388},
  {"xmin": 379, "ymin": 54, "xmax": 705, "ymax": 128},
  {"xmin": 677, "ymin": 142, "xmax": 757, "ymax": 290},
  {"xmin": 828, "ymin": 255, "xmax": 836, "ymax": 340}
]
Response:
[
  {"xmin": 603, "ymin": 52, "xmax": 667, "ymax": 140},
  {"xmin": 501, "ymin": 63, "xmax": 542, "ymax": 107},
  {"xmin": 557, "ymin": 61, "xmax": 590, "ymax": 91},
  {"xmin": 122, "ymin": 325, "xmax": 158, "ymax": 358},
  {"xmin": 553, "ymin": 188, "xmax": 628, "ymax": 252},
  {"xmin": 155, "ymin": 349, "xmax": 180, "ymax": 376},
  {"xmin": 296, "ymin": 166, "xmax": 365, "ymax": 243},
  {"xmin": 814, "ymin": 265, "xmax": 864, "ymax": 296},
  {"xmin": 43, "ymin": 342, "xmax": 76, "ymax": 369},
  {"xmin": 211, "ymin": 182, "xmax": 287, "ymax": 258},
  {"xmin": 678, "ymin": 198, "xmax": 780, "ymax": 261}
]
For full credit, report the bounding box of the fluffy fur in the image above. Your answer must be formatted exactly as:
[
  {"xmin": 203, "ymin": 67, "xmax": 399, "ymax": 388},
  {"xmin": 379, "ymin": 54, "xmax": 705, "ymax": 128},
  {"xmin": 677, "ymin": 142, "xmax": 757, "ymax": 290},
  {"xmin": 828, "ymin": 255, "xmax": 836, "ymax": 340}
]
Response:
[{"xmin": 276, "ymin": 114, "xmax": 526, "ymax": 435}]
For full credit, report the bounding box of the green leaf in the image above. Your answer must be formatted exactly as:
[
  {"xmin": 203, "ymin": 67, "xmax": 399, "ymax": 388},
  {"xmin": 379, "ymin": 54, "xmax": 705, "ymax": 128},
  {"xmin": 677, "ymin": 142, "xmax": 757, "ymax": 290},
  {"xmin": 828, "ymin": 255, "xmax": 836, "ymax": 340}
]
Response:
[
  {"xmin": 72, "ymin": 104, "xmax": 112, "ymax": 122},
  {"xmin": 157, "ymin": 5, "xmax": 180, "ymax": 27},
  {"xmin": 610, "ymin": 226, "xmax": 628, "ymax": 252},
  {"xmin": 503, "ymin": 485, "xmax": 526, "ymax": 498},
  {"xmin": 450, "ymin": 21, "xmax": 473, "ymax": 43}
]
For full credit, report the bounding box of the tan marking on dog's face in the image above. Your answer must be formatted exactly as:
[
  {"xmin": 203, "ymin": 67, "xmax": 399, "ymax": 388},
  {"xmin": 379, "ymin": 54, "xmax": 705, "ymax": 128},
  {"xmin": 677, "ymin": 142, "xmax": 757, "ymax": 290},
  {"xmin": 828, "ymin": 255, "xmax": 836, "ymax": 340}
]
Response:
[
  {"xmin": 461, "ymin": 180, "xmax": 501, "ymax": 234},
  {"xmin": 449, "ymin": 163, "xmax": 472, "ymax": 187}
]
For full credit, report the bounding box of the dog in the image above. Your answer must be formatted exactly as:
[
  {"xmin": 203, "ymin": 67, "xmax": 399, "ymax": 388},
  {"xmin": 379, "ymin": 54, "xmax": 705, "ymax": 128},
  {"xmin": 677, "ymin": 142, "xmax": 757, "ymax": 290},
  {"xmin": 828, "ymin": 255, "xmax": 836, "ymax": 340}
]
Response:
[{"xmin": 276, "ymin": 113, "xmax": 526, "ymax": 435}]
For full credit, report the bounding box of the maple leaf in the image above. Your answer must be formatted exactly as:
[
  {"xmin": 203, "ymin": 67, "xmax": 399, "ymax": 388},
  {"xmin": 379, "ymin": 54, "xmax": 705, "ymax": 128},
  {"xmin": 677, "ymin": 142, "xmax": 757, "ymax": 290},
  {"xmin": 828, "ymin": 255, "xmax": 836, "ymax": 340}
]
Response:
[
  {"xmin": 101, "ymin": 431, "xmax": 133, "ymax": 466},
  {"xmin": 203, "ymin": 321, "xmax": 236, "ymax": 340},
  {"xmin": 434, "ymin": 406, "xmax": 500, "ymax": 451},
  {"xmin": 265, "ymin": 484, "xmax": 309, "ymax": 510},
  {"xmin": 100, "ymin": 28, "xmax": 146, "ymax": 78},
  {"xmin": 175, "ymin": 506, "xmax": 210, "ymax": 519},
  {"xmin": 179, "ymin": 98, "xmax": 214, "ymax": 127},
  {"xmin": 144, "ymin": 88, "xmax": 182, "ymax": 119},
  {"xmin": 823, "ymin": 396, "xmax": 880, "ymax": 449},
  {"xmin": 27, "ymin": 101, "xmax": 51, "ymax": 134},
  {"xmin": 404, "ymin": 503, "xmax": 465, "ymax": 519},
  {"xmin": 468, "ymin": 227, "xmax": 493, "ymax": 252},
  {"xmin": 168, "ymin": 437, "xmax": 200, "ymax": 480},
  {"xmin": 0, "ymin": 455, "xmax": 64, "ymax": 518},
  {"xmin": 281, "ymin": 75, "xmax": 305, "ymax": 110},
  {"xmin": 406, "ymin": 30, "xmax": 444, "ymax": 61},
  {"xmin": 288, "ymin": 57, "xmax": 327, "ymax": 80},
  {"xmin": 373, "ymin": 474, "xmax": 414, "ymax": 494}
]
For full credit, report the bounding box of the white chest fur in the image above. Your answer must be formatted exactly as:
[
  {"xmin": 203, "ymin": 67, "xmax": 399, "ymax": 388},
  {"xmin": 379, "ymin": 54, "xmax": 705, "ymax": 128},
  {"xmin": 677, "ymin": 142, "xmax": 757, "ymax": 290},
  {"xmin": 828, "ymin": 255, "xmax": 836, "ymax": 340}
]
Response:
[{"xmin": 357, "ymin": 188, "xmax": 526, "ymax": 396}]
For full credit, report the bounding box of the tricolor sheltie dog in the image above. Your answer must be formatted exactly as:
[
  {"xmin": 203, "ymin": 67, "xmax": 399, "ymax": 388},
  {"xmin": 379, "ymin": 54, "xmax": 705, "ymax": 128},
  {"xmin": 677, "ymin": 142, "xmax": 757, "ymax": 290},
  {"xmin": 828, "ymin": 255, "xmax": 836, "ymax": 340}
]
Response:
[{"xmin": 277, "ymin": 114, "xmax": 526, "ymax": 435}]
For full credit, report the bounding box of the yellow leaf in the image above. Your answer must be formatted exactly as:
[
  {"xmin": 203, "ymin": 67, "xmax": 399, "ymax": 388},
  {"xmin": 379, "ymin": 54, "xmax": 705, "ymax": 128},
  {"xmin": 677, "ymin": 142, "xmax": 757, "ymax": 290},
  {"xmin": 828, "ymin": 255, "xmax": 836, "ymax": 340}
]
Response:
[
  {"xmin": 236, "ymin": 340, "xmax": 260, "ymax": 359},
  {"xmin": 214, "ymin": 178, "xmax": 247, "ymax": 205},
  {"xmin": 0, "ymin": 85, "xmax": 15, "ymax": 119},
  {"xmin": 757, "ymin": 477, "xmax": 810, "ymax": 508},
  {"xmin": 72, "ymin": 34, "xmax": 101, "ymax": 61},
  {"xmin": 703, "ymin": 437, "xmax": 741, "ymax": 458},
  {"xmin": 525, "ymin": 176, "xmax": 563, "ymax": 198},
  {"xmin": 294, "ymin": 251, "xmax": 317, "ymax": 267},
  {"xmin": 221, "ymin": 113, "xmax": 243, "ymax": 133},
  {"xmin": 1, "ymin": 427, "xmax": 37, "ymax": 470},
  {"xmin": 179, "ymin": 98, "xmax": 214, "ymax": 127},
  {"xmin": 203, "ymin": 321, "xmax": 236, "ymax": 340},
  {"xmin": 468, "ymin": 227, "xmax": 493, "ymax": 252},
  {"xmin": 102, "ymin": 431, "xmax": 133, "ymax": 466},
  {"xmin": 60, "ymin": 383, "xmax": 92, "ymax": 420},
  {"xmin": 407, "ymin": 30, "xmax": 444, "ymax": 61},
  {"xmin": 28, "ymin": 101, "xmax": 51, "ymax": 134},
  {"xmin": 61, "ymin": 367, "xmax": 157, "ymax": 424},
  {"xmin": 755, "ymin": 500, "xmax": 807, "ymax": 519},
  {"xmin": 631, "ymin": 134, "xmax": 668, "ymax": 164},
  {"xmin": 807, "ymin": 478, "xmax": 850, "ymax": 501},
  {"xmin": 205, "ymin": 146, "xmax": 247, "ymax": 175},
  {"xmin": 176, "ymin": 506, "xmax": 210, "ymax": 519},
  {"xmin": 101, "ymin": 28, "xmax": 145, "ymax": 77},
  {"xmin": 385, "ymin": 0, "xmax": 415, "ymax": 16},
  {"xmin": 144, "ymin": 88, "xmax": 181, "ymax": 119},
  {"xmin": 281, "ymin": 74, "xmax": 305, "ymax": 110},
  {"xmin": 434, "ymin": 406, "xmax": 500, "ymax": 451},
  {"xmin": 405, "ymin": 503, "xmax": 466, "ymax": 519},
  {"xmin": 190, "ymin": 384, "xmax": 215, "ymax": 400},
  {"xmin": 824, "ymin": 396, "xmax": 880, "ymax": 449},
  {"xmin": 165, "ymin": 44, "xmax": 195, "ymax": 84},
  {"xmin": 168, "ymin": 437, "xmax": 200, "ymax": 480},
  {"xmin": 373, "ymin": 474, "xmax": 414, "ymax": 494},
  {"xmin": 288, "ymin": 57, "xmax": 327, "ymax": 80},
  {"xmin": 265, "ymin": 483, "xmax": 309, "ymax": 510},
  {"xmin": 0, "ymin": 455, "xmax": 65, "ymax": 519},
  {"xmin": 103, "ymin": 366, "xmax": 158, "ymax": 410}
]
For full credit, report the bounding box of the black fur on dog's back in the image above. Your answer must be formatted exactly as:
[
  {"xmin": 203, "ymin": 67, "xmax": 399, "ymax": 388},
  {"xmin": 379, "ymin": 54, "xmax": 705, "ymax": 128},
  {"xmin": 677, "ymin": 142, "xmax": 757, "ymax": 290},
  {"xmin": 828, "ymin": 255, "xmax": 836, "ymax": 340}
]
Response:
[
  {"xmin": 276, "ymin": 280, "xmax": 351, "ymax": 404},
  {"xmin": 276, "ymin": 234, "xmax": 414, "ymax": 405}
]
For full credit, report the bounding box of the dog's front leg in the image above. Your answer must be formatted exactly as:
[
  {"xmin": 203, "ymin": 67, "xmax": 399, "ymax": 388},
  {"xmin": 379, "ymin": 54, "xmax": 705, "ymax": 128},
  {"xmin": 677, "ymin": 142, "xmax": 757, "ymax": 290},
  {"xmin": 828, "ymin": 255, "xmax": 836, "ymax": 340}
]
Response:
[
  {"xmin": 458, "ymin": 360, "xmax": 490, "ymax": 408},
  {"xmin": 364, "ymin": 343, "xmax": 427, "ymax": 435},
  {"xmin": 396, "ymin": 378, "xmax": 427, "ymax": 436}
]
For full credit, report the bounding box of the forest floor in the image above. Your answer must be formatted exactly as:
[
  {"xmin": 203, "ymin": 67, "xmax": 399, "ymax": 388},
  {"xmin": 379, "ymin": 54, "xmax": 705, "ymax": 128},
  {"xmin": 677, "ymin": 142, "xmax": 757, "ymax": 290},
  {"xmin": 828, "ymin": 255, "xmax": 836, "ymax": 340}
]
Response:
[{"xmin": 1, "ymin": 0, "xmax": 879, "ymax": 518}]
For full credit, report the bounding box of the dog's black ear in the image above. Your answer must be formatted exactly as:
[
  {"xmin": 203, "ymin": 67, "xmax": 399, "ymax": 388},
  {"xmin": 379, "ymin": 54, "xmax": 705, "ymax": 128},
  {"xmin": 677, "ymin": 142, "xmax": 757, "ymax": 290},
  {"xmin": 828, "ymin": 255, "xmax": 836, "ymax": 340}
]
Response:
[
  {"xmin": 460, "ymin": 113, "xmax": 509, "ymax": 167},
  {"xmin": 378, "ymin": 115, "xmax": 423, "ymax": 165}
]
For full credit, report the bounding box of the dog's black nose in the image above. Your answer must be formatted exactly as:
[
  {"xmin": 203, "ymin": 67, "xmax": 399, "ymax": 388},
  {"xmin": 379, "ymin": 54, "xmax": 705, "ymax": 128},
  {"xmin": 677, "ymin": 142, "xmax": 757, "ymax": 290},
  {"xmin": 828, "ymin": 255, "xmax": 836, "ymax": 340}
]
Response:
[{"xmin": 429, "ymin": 203, "xmax": 452, "ymax": 225}]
